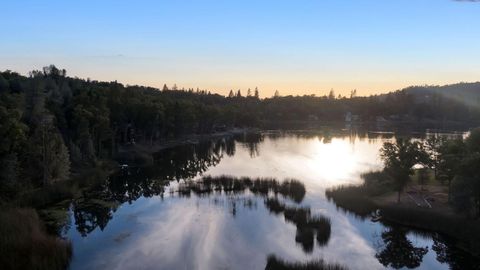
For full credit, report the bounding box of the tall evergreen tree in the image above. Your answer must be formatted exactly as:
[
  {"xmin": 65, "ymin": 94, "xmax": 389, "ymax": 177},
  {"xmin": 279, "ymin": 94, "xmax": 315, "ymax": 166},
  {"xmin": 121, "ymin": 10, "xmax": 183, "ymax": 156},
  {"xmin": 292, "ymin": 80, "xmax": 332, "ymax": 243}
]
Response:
[{"xmin": 254, "ymin": 87, "xmax": 259, "ymax": 99}]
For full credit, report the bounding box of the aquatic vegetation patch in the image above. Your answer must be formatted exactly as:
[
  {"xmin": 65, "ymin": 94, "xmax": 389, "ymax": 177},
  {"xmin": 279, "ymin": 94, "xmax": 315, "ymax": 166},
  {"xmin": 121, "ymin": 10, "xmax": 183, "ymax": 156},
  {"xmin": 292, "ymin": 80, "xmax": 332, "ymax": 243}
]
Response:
[
  {"xmin": 177, "ymin": 175, "xmax": 306, "ymax": 203},
  {"xmin": 325, "ymin": 185, "xmax": 377, "ymax": 218},
  {"xmin": 265, "ymin": 255, "xmax": 348, "ymax": 270}
]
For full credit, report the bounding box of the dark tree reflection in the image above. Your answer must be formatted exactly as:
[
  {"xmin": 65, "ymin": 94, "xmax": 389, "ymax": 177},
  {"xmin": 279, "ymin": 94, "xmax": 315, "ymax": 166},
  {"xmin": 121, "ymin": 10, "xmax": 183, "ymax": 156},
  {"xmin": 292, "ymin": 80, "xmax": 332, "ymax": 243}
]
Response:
[
  {"xmin": 265, "ymin": 198, "xmax": 331, "ymax": 253},
  {"xmin": 375, "ymin": 227, "xmax": 428, "ymax": 269},
  {"xmin": 73, "ymin": 196, "xmax": 117, "ymax": 236},
  {"xmin": 235, "ymin": 132, "xmax": 263, "ymax": 157},
  {"xmin": 432, "ymin": 234, "xmax": 480, "ymax": 270}
]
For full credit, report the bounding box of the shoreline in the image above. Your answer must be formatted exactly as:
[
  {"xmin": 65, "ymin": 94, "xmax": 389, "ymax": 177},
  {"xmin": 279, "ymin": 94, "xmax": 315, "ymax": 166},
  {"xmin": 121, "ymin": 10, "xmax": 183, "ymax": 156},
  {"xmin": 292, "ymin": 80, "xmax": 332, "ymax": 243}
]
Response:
[
  {"xmin": 326, "ymin": 184, "xmax": 480, "ymax": 257},
  {"xmin": 115, "ymin": 127, "xmax": 259, "ymax": 165}
]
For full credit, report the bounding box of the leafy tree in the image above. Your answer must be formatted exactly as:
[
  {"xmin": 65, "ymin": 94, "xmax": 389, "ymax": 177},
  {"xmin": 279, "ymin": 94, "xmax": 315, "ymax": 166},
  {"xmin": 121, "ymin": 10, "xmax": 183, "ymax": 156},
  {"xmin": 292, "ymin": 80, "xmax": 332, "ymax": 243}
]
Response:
[
  {"xmin": 32, "ymin": 116, "xmax": 70, "ymax": 185},
  {"xmin": 466, "ymin": 127, "xmax": 480, "ymax": 153},
  {"xmin": 423, "ymin": 135, "xmax": 445, "ymax": 178},
  {"xmin": 437, "ymin": 139, "xmax": 466, "ymax": 190},
  {"xmin": 0, "ymin": 106, "xmax": 27, "ymax": 197},
  {"xmin": 451, "ymin": 153, "xmax": 480, "ymax": 217},
  {"xmin": 380, "ymin": 139, "xmax": 427, "ymax": 202}
]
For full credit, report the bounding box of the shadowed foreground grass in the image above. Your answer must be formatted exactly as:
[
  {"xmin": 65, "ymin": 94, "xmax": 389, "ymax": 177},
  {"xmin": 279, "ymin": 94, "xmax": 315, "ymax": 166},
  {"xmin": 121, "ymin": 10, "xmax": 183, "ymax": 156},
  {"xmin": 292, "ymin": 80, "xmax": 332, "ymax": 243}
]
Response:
[
  {"xmin": 265, "ymin": 255, "xmax": 348, "ymax": 270},
  {"xmin": 0, "ymin": 208, "xmax": 72, "ymax": 270}
]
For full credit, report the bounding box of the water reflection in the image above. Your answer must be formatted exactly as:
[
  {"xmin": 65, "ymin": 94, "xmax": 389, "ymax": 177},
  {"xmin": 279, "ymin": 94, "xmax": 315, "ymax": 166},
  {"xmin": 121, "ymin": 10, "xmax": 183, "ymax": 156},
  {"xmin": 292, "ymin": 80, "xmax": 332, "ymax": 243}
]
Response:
[
  {"xmin": 234, "ymin": 132, "xmax": 263, "ymax": 157},
  {"xmin": 375, "ymin": 227, "xmax": 428, "ymax": 269},
  {"xmin": 72, "ymin": 174, "xmax": 333, "ymax": 254},
  {"xmin": 265, "ymin": 198, "xmax": 331, "ymax": 253},
  {"xmin": 432, "ymin": 234, "xmax": 480, "ymax": 270},
  {"xmin": 64, "ymin": 131, "xmax": 479, "ymax": 270}
]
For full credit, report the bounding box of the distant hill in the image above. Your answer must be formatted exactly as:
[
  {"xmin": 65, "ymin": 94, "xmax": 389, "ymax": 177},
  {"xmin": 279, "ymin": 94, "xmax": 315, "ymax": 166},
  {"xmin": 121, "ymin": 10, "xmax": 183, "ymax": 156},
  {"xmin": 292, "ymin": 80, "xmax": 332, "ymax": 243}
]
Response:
[{"xmin": 401, "ymin": 82, "xmax": 480, "ymax": 109}]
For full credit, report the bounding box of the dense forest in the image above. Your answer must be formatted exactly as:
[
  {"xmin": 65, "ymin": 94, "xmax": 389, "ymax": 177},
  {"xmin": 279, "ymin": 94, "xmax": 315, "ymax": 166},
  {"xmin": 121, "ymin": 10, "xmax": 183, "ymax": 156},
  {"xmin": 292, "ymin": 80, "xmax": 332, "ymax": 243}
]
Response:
[{"xmin": 1, "ymin": 65, "xmax": 480, "ymax": 201}]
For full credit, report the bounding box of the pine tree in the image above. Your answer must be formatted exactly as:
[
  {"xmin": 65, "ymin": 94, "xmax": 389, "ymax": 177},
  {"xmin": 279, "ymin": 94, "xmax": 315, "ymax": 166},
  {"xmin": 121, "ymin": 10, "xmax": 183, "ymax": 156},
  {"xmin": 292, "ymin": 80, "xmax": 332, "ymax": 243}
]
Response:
[
  {"xmin": 350, "ymin": 89, "xmax": 357, "ymax": 99},
  {"xmin": 328, "ymin": 89, "xmax": 335, "ymax": 100},
  {"xmin": 254, "ymin": 87, "xmax": 259, "ymax": 99}
]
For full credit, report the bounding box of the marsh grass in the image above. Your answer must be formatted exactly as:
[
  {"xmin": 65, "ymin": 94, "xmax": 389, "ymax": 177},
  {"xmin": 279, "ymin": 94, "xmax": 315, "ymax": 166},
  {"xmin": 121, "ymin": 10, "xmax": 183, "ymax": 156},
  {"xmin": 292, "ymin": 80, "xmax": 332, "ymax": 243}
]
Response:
[
  {"xmin": 325, "ymin": 185, "xmax": 377, "ymax": 218},
  {"xmin": 0, "ymin": 208, "xmax": 72, "ymax": 270},
  {"xmin": 265, "ymin": 255, "xmax": 348, "ymax": 270},
  {"xmin": 178, "ymin": 175, "xmax": 306, "ymax": 203},
  {"xmin": 325, "ymin": 170, "xmax": 393, "ymax": 218}
]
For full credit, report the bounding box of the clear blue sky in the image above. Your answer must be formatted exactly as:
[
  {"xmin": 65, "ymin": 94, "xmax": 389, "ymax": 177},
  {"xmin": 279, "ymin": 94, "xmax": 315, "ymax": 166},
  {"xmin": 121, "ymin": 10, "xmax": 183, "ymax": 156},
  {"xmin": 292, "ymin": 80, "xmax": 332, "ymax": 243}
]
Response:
[{"xmin": 1, "ymin": 0, "xmax": 480, "ymax": 97}]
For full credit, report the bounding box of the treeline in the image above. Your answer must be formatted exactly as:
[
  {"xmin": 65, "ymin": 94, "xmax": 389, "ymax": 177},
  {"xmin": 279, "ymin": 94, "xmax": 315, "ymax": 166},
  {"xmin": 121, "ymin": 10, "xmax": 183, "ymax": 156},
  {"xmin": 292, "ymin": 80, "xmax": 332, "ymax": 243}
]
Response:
[{"xmin": 1, "ymin": 65, "xmax": 479, "ymax": 201}]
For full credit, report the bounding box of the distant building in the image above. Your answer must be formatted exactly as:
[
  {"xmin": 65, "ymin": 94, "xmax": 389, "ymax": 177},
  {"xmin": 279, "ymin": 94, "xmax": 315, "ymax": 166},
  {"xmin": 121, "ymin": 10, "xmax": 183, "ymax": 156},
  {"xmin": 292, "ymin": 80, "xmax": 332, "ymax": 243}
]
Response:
[
  {"xmin": 345, "ymin": 112, "xmax": 360, "ymax": 122},
  {"xmin": 308, "ymin": 114, "xmax": 319, "ymax": 121},
  {"xmin": 345, "ymin": 112, "xmax": 352, "ymax": 122}
]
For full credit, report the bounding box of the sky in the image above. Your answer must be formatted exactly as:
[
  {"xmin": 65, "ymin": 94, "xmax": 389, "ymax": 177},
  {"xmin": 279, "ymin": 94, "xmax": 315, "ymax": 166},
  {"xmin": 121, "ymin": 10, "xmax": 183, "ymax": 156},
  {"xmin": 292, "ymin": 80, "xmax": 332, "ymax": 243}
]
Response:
[{"xmin": 1, "ymin": 0, "xmax": 480, "ymax": 97}]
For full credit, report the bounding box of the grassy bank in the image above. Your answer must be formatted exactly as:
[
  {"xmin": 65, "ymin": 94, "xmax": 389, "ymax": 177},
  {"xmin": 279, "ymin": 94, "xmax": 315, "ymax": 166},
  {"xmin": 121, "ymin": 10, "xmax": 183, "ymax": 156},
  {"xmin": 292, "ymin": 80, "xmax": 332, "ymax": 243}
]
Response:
[
  {"xmin": 0, "ymin": 208, "xmax": 72, "ymax": 270},
  {"xmin": 325, "ymin": 172, "xmax": 480, "ymax": 256}
]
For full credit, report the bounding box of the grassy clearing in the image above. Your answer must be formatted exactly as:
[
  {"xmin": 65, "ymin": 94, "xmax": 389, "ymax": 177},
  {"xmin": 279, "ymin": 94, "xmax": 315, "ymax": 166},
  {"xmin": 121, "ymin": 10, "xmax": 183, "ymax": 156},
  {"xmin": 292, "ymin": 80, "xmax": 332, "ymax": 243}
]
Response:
[
  {"xmin": 0, "ymin": 208, "xmax": 72, "ymax": 270},
  {"xmin": 265, "ymin": 255, "xmax": 348, "ymax": 270}
]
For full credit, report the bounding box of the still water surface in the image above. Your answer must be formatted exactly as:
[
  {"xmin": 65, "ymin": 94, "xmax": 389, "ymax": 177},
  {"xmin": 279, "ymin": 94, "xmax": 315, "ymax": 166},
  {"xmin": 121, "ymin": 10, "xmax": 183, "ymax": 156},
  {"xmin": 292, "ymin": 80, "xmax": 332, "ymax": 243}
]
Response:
[{"xmin": 64, "ymin": 131, "xmax": 478, "ymax": 270}]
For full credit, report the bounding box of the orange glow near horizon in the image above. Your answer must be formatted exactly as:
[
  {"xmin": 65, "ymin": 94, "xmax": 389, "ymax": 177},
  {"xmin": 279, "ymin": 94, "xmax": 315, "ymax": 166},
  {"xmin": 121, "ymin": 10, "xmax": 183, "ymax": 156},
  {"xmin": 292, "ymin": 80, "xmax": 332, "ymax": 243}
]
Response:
[{"xmin": 4, "ymin": 60, "xmax": 478, "ymax": 99}]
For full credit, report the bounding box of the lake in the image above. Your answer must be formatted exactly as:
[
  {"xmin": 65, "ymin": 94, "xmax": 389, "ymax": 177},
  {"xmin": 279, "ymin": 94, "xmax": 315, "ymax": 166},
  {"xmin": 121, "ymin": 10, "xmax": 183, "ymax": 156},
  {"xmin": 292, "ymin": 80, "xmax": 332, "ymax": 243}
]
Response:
[{"xmin": 63, "ymin": 131, "xmax": 478, "ymax": 270}]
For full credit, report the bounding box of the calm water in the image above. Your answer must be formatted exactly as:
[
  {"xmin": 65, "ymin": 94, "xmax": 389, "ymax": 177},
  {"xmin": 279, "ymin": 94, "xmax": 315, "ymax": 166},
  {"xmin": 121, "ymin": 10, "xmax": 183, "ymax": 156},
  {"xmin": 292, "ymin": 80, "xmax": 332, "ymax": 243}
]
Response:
[{"xmin": 64, "ymin": 131, "xmax": 478, "ymax": 270}]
